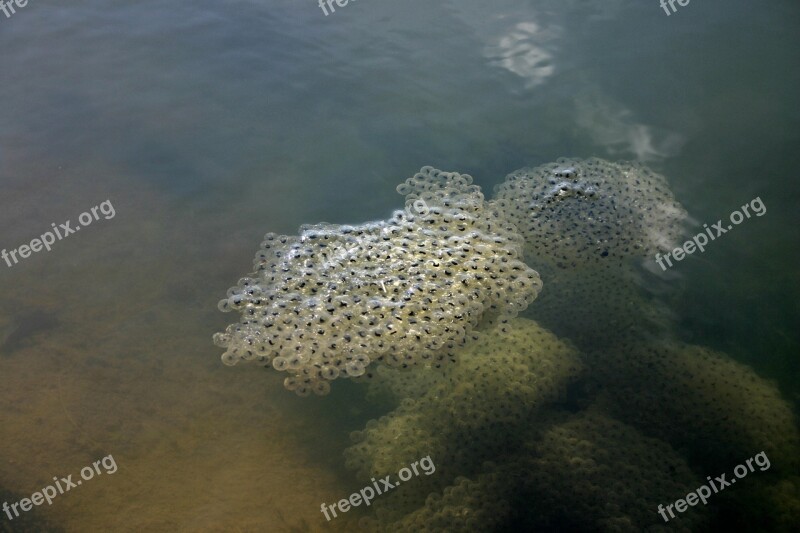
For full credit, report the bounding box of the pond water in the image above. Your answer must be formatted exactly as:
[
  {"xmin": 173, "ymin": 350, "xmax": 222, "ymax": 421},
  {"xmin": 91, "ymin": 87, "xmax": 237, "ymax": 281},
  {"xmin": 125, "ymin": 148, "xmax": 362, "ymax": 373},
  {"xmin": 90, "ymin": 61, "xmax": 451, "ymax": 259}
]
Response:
[{"xmin": 1, "ymin": 0, "xmax": 798, "ymax": 531}]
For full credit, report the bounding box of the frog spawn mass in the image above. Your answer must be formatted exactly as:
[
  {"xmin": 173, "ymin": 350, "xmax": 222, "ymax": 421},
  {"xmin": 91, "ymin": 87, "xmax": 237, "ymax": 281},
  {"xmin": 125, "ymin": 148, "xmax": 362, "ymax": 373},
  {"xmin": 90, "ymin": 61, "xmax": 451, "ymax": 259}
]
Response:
[
  {"xmin": 213, "ymin": 167, "xmax": 542, "ymax": 395},
  {"xmin": 211, "ymin": 160, "xmax": 800, "ymax": 530},
  {"xmin": 491, "ymin": 157, "xmax": 688, "ymax": 269}
]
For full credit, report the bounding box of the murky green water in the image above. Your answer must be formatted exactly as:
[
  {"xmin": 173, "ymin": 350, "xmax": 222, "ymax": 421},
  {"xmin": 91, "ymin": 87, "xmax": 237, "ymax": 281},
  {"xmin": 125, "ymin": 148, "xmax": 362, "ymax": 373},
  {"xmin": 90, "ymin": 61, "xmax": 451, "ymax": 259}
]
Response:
[{"xmin": 1, "ymin": 0, "xmax": 798, "ymax": 531}]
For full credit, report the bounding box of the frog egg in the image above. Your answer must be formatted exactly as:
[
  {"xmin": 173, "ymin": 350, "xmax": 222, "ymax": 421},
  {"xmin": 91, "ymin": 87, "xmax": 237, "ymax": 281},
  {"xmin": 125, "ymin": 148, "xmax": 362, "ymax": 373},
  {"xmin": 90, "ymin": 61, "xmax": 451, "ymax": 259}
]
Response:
[
  {"xmin": 212, "ymin": 332, "xmax": 231, "ymax": 348},
  {"xmin": 346, "ymin": 361, "xmax": 366, "ymax": 377},
  {"xmin": 221, "ymin": 350, "xmax": 239, "ymax": 366},
  {"xmin": 312, "ymin": 381, "xmax": 331, "ymax": 395}
]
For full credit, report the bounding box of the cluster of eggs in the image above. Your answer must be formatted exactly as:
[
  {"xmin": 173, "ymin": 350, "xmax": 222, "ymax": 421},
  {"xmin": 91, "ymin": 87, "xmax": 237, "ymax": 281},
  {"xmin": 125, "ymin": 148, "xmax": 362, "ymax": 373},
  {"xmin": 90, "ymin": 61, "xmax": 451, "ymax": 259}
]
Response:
[
  {"xmin": 491, "ymin": 157, "xmax": 688, "ymax": 269},
  {"xmin": 213, "ymin": 168, "xmax": 541, "ymax": 395}
]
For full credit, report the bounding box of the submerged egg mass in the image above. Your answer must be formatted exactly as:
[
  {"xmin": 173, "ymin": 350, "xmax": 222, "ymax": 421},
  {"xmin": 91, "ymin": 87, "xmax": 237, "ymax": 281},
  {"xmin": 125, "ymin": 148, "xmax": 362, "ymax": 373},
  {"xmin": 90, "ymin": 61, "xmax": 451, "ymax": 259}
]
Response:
[
  {"xmin": 213, "ymin": 167, "xmax": 541, "ymax": 395},
  {"xmin": 492, "ymin": 157, "xmax": 688, "ymax": 268},
  {"xmin": 213, "ymin": 158, "xmax": 691, "ymax": 397}
]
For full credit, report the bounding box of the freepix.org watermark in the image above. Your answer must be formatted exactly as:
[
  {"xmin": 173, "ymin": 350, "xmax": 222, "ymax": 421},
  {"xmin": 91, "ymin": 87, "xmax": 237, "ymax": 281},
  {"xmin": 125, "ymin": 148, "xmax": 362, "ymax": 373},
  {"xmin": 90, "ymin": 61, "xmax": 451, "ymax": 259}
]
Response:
[
  {"xmin": 0, "ymin": 0, "xmax": 29, "ymax": 21},
  {"xmin": 655, "ymin": 196, "xmax": 765, "ymax": 271},
  {"xmin": 318, "ymin": 0, "xmax": 357, "ymax": 17},
  {"xmin": 2, "ymin": 455, "xmax": 118, "ymax": 522},
  {"xmin": 659, "ymin": 0, "xmax": 692, "ymax": 16},
  {"xmin": 320, "ymin": 455, "xmax": 435, "ymax": 521},
  {"xmin": 657, "ymin": 451, "xmax": 770, "ymax": 523},
  {"xmin": 2, "ymin": 199, "xmax": 115, "ymax": 269}
]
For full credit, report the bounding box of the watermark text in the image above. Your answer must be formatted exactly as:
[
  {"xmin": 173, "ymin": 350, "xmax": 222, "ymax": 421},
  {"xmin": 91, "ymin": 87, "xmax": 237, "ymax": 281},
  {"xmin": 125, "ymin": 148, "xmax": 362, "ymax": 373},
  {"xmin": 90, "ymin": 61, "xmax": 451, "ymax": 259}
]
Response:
[
  {"xmin": 2, "ymin": 455, "xmax": 118, "ymax": 521},
  {"xmin": 0, "ymin": 0, "xmax": 29, "ymax": 21},
  {"xmin": 659, "ymin": 0, "xmax": 692, "ymax": 16},
  {"xmin": 2, "ymin": 199, "xmax": 115, "ymax": 269},
  {"xmin": 318, "ymin": 0, "xmax": 358, "ymax": 17},
  {"xmin": 655, "ymin": 196, "xmax": 765, "ymax": 271},
  {"xmin": 657, "ymin": 451, "xmax": 770, "ymax": 522},
  {"xmin": 321, "ymin": 455, "xmax": 435, "ymax": 521}
]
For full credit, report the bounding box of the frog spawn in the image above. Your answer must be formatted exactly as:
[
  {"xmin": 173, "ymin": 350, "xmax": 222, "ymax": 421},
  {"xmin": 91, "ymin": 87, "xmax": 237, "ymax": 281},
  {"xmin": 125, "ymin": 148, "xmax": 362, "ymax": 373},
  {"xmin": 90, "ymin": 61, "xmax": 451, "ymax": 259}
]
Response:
[
  {"xmin": 345, "ymin": 318, "xmax": 583, "ymax": 527},
  {"xmin": 213, "ymin": 168, "xmax": 541, "ymax": 395},
  {"xmin": 491, "ymin": 157, "xmax": 688, "ymax": 269}
]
